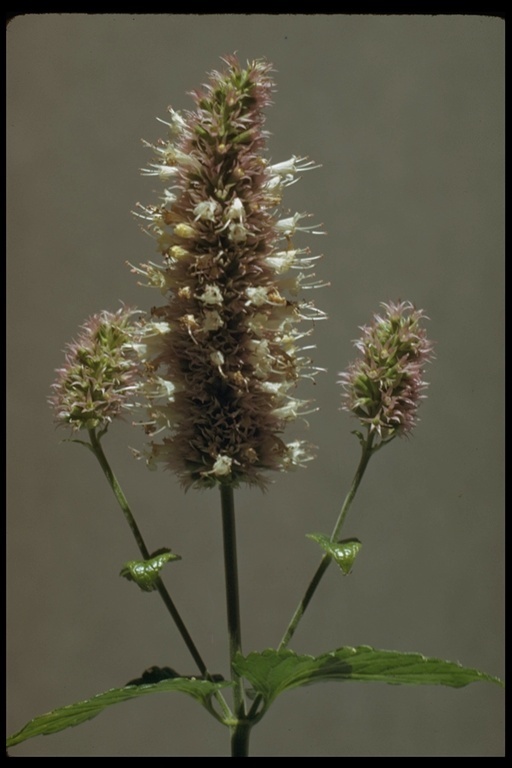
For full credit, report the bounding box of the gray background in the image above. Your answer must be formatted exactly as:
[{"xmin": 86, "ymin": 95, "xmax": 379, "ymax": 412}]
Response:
[{"xmin": 7, "ymin": 14, "xmax": 504, "ymax": 757}]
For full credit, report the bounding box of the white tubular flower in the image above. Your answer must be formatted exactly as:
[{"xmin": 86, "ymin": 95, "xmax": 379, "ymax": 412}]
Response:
[
  {"xmin": 193, "ymin": 199, "xmax": 220, "ymax": 222},
  {"xmin": 141, "ymin": 163, "xmax": 180, "ymax": 179},
  {"xmin": 267, "ymin": 156, "xmax": 321, "ymax": 187}
]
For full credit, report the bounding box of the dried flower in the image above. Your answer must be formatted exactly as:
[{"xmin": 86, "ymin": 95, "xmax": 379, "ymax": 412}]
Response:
[
  {"xmin": 133, "ymin": 56, "xmax": 325, "ymax": 489},
  {"xmin": 49, "ymin": 308, "xmax": 144, "ymax": 432},
  {"xmin": 339, "ymin": 301, "xmax": 434, "ymax": 441}
]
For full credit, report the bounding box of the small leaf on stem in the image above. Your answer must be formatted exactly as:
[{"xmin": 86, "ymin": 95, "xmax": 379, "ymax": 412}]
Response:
[
  {"xmin": 120, "ymin": 550, "xmax": 181, "ymax": 592},
  {"xmin": 307, "ymin": 533, "xmax": 362, "ymax": 574}
]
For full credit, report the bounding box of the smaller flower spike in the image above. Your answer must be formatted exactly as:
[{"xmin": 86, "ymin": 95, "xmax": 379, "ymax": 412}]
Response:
[
  {"xmin": 339, "ymin": 301, "xmax": 434, "ymax": 442},
  {"xmin": 49, "ymin": 308, "xmax": 144, "ymax": 432}
]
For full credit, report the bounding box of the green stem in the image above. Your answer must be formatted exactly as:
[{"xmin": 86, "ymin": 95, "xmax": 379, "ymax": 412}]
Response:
[
  {"xmin": 277, "ymin": 556, "xmax": 331, "ymax": 652},
  {"xmin": 230, "ymin": 720, "xmax": 251, "ymax": 758},
  {"xmin": 278, "ymin": 431, "xmax": 375, "ymax": 651},
  {"xmin": 220, "ymin": 484, "xmax": 248, "ymax": 753},
  {"xmin": 329, "ymin": 431, "xmax": 375, "ymax": 543},
  {"xmin": 247, "ymin": 433, "xmax": 377, "ymax": 724},
  {"xmin": 87, "ymin": 429, "xmax": 211, "ymax": 681}
]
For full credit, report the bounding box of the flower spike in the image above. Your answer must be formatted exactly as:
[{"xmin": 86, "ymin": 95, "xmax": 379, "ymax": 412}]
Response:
[
  {"xmin": 49, "ymin": 308, "xmax": 145, "ymax": 433},
  {"xmin": 340, "ymin": 301, "xmax": 434, "ymax": 443},
  {"xmin": 134, "ymin": 56, "xmax": 325, "ymax": 489}
]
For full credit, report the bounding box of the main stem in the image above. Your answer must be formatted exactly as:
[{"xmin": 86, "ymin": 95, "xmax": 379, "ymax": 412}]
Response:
[
  {"xmin": 87, "ymin": 429, "xmax": 210, "ymax": 680},
  {"xmin": 278, "ymin": 432, "xmax": 375, "ymax": 651},
  {"xmin": 220, "ymin": 484, "xmax": 250, "ymax": 757}
]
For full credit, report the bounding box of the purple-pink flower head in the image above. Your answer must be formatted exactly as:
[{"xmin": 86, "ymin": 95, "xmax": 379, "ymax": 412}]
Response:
[
  {"xmin": 339, "ymin": 301, "xmax": 434, "ymax": 442},
  {"xmin": 133, "ymin": 56, "xmax": 325, "ymax": 489},
  {"xmin": 49, "ymin": 308, "xmax": 144, "ymax": 432}
]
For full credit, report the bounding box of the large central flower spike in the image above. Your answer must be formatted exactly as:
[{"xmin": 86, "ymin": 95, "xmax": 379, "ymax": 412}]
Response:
[{"xmin": 133, "ymin": 56, "xmax": 325, "ymax": 489}]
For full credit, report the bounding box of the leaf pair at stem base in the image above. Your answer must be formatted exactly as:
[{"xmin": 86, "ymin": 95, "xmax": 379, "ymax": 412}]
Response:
[{"xmin": 7, "ymin": 645, "xmax": 503, "ymax": 749}]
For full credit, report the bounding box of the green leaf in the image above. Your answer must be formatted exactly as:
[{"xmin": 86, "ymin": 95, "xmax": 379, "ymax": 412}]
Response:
[
  {"xmin": 307, "ymin": 533, "xmax": 362, "ymax": 574},
  {"xmin": 120, "ymin": 549, "xmax": 181, "ymax": 592},
  {"xmin": 234, "ymin": 646, "xmax": 503, "ymax": 711},
  {"xmin": 7, "ymin": 677, "xmax": 231, "ymax": 748}
]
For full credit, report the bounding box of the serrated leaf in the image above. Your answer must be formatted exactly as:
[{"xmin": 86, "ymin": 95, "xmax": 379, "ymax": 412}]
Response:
[
  {"xmin": 234, "ymin": 646, "xmax": 503, "ymax": 710},
  {"xmin": 120, "ymin": 550, "xmax": 181, "ymax": 592},
  {"xmin": 7, "ymin": 677, "xmax": 230, "ymax": 748},
  {"xmin": 307, "ymin": 533, "xmax": 362, "ymax": 574}
]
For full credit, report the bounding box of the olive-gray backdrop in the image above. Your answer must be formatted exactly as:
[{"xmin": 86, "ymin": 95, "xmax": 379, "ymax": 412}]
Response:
[{"xmin": 7, "ymin": 14, "xmax": 504, "ymax": 757}]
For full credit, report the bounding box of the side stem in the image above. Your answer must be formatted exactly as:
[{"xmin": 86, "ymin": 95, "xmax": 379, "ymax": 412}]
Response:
[
  {"xmin": 247, "ymin": 433, "xmax": 376, "ymax": 723},
  {"xmin": 87, "ymin": 428, "xmax": 211, "ymax": 680},
  {"xmin": 278, "ymin": 431, "xmax": 375, "ymax": 651}
]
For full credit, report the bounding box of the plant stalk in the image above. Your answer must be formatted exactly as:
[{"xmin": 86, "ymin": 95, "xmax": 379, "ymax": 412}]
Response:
[
  {"xmin": 87, "ymin": 429, "xmax": 211, "ymax": 681},
  {"xmin": 247, "ymin": 433, "xmax": 376, "ymax": 723},
  {"xmin": 220, "ymin": 484, "xmax": 249, "ymax": 755},
  {"xmin": 278, "ymin": 432, "xmax": 375, "ymax": 651},
  {"xmin": 230, "ymin": 720, "xmax": 251, "ymax": 758}
]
